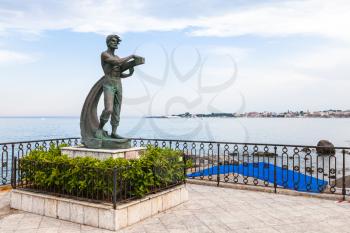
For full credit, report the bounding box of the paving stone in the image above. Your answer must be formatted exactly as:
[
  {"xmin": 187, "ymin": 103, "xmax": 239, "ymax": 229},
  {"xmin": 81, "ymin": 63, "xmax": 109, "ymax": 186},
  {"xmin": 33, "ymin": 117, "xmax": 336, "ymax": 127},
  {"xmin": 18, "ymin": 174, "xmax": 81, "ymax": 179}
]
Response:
[
  {"xmin": 0, "ymin": 229, "xmax": 16, "ymax": 233},
  {"xmin": 39, "ymin": 216, "xmax": 62, "ymax": 228},
  {"xmin": 81, "ymin": 224, "xmax": 109, "ymax": 233},
  {"xmin": 37, "ymin": 228, "xmax": 60, "ymax": 233},
  {"xmin": 0, "ymin": 213, "xmax": 24, "ymax": 230},
  {"xmin": 59, "ymin": 220, "xmax": 81, "ymax": 232},
  {"xmin": 15, "ymin": 229, "xmax": 38, "ymax": 233},
  {"xmin": 16, "ymin": 214, "xmax": 43, "ymax": 230}
]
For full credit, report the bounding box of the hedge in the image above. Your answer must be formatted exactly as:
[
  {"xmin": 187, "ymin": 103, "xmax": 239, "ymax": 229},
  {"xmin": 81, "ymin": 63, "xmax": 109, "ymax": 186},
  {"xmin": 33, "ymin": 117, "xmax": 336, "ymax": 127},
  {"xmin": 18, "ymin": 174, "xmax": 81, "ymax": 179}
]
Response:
[{"xmin": 18, "ymin": 145, "xmax": 189, "ymax": 201}]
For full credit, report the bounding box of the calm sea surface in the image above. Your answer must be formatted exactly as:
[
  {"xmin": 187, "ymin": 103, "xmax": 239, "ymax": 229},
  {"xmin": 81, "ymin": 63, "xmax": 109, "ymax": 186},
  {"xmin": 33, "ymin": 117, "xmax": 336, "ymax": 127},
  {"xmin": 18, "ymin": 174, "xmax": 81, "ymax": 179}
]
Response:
[{"xmin": 0, "ymin": 117, "xmax": 349, "ymax": 147}]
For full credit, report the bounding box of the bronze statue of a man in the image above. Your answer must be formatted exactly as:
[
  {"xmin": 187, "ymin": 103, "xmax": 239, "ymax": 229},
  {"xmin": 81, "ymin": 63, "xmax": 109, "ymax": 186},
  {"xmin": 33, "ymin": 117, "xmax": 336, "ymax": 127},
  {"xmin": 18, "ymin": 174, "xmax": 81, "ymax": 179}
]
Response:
[
  {"xmin": 97, "ymin": 35, "xmax": 136, "ymax": 139},
  {"xmin": 80, "ymin": 34, "xmax": 144, "ymax": 149}
]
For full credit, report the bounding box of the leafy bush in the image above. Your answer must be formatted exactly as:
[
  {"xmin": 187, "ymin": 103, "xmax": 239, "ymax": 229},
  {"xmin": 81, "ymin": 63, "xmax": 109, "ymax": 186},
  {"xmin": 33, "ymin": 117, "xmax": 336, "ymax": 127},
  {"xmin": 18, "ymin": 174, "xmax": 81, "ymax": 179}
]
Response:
[{"xmin": 18, "ymin": 145, "xmax": 189, "ymax": 201}]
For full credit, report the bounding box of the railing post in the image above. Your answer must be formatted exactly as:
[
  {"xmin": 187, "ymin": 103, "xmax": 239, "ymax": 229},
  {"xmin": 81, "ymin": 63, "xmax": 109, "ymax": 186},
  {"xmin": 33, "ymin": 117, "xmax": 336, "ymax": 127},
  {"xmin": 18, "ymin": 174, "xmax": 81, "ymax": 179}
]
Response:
[
  {"xmin": 113, "ymin": 167, "xmax": 117, "ymax": 209},
  {"xmin": 10, "ymin": 144, "xmax": 14, "ymax": 187},
  {"xmin": 183, "ymin": 152, "xmax": 186, "ymax": 184},
  {"xmin": 12, "ymin": 157, "xmax": 17, "ymax": 189},
  {"xmin": 342, "ymin": 149, "xmax": 346, "ymax": 201},
  {"xmin": 274, "ymin": 146, "xmax": 277, "ymax": 193},
  {"xmin": 217, "ymin": 143, "xmax": 220, "ymax": 187},
  {"xmin": 11, "ymin": 143, "xmax": 14, "ymax": 173}
]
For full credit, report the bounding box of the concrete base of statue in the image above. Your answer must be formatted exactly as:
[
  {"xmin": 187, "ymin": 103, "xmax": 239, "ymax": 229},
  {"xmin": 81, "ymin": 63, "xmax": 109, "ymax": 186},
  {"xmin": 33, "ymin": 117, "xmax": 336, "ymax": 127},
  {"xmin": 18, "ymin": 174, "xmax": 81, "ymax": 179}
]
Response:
[
  {"xmin": 82, "ymin": 135, "xmax": 131, "ymax": 149},
  {"xmin": 11, "ymin": 184, "xmax": 188, "ymax": 231},
  {"xmin": 61, "ymin": 146, "xmax": 146, "ymax": 160}
]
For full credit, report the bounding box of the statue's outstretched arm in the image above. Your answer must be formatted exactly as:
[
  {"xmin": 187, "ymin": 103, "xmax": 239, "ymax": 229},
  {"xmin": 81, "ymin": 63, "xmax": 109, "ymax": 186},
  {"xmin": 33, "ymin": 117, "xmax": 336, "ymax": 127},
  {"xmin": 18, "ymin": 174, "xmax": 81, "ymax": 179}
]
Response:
[
  {"xmin": 120, "ymin": 55, "xmax": 135, "ymax": 63},
  {"xmin": 102, "ymin": 53, "xmax": 134, "ymax": 66}
]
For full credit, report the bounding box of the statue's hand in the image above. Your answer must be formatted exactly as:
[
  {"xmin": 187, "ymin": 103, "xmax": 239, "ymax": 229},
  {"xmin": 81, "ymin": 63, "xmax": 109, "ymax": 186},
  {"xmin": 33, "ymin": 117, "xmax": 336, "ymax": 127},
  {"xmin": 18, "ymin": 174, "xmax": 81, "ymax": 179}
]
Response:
[
  {"xmin": 132, "ymin": 55, "xmax": 145, "ymax": 65},
  {"xmin": 120, "ymin": 67, "xmax": 134, "ymax": 78}
]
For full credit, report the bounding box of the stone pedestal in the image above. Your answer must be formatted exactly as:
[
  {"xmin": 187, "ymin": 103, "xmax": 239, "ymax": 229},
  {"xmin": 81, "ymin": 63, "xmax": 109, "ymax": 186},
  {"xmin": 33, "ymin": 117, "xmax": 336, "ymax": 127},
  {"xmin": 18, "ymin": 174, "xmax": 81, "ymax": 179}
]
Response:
[
  {"xmin": 61, "ymin": 146, "xmax": 146, "ymax": 160},
  {"xmin": 11, "ymin": 184, "xmax": 188, "ymax": 231}
]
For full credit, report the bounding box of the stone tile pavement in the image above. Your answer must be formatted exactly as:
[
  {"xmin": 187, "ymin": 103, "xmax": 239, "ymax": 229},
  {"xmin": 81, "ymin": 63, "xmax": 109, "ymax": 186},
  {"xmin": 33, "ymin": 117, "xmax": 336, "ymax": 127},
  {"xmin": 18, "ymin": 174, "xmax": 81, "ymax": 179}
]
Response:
[{"xmin": 1, "ymin": 184, "xmax": 350, "ymax": 232}]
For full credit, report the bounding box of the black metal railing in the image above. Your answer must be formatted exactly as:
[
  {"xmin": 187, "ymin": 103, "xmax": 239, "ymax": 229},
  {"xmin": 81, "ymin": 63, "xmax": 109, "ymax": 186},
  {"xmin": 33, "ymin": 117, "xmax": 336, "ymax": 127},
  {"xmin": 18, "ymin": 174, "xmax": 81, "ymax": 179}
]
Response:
[
  {"xmin": 1, "ymin": 137, "xmax": 80, "ymax": 185},
  {"xmin": 130, "ymin": 138, "xmax": 350, "ymax": 200},
  {"xmin": 11, "ymin": 154, "xmax": 185, "ymax": 208},
  {"xmin": 2, "ymin": 137, "xmax": 350, "ymax": 200}
]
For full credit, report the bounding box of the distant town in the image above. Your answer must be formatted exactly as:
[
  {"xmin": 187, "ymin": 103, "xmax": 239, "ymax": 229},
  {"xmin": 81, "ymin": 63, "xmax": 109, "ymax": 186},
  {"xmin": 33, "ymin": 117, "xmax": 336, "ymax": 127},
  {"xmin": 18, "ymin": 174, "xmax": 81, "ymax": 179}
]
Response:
[{"xmin": 145, "ymin": 110, "xmax": 350, "ymax": 118}]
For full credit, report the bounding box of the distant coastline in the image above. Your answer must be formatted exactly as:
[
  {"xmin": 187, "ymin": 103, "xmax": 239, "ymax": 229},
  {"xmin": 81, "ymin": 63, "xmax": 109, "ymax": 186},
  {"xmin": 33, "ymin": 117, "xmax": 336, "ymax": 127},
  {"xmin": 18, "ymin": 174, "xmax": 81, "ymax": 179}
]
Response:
[{"xmin": 145, "ymin": 110, "xmax": 350, "ymax": 118}]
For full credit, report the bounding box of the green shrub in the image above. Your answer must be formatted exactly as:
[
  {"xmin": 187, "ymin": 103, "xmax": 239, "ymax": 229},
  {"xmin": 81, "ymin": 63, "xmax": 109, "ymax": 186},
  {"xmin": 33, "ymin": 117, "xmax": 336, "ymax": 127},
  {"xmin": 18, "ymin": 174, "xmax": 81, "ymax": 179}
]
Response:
[{"xmin": 19, "ymin": 145, "xmax": 189, "ymax": 200}]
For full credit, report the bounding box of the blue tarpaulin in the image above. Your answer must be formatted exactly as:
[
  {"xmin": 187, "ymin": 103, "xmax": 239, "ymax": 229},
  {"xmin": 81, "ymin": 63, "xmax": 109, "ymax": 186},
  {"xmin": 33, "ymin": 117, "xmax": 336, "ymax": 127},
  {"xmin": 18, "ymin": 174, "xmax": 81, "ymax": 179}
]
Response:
[{"xmin": 187, "ymin": 162, "xmax": 328, "ymax": 193}]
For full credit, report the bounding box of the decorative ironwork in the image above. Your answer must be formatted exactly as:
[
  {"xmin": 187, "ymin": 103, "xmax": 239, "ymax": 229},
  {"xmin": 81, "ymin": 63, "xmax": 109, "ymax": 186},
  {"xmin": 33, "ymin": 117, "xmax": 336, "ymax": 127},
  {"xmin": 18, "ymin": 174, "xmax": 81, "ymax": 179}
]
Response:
[
  {"xmin": 208, "ymin": 143, "xmax": 214, "ymax": 181},
  {"xmin": 1, "ymin": 145, "xmax": 8, "ymax": 184},
  {"xmin": 0, "ymin": 137, "xmax": 81, "ymax": 186},
  {"xmin": 129, "ymin": 138, "xmax": 350, "ymax": 200},
  {"xmin": 2, "ymin": 137, "xmax": 350, "ymax": 200},
  {"xmin": 252, "ymin": 145, "xmax": 259, "ymax": 186}
]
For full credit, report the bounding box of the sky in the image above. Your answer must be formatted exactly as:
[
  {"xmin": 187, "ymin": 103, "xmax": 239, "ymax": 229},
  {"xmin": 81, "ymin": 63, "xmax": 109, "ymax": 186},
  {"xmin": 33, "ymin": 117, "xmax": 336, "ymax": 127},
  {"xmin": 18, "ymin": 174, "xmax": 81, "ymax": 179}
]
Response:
[{"xmin": 0, "ymin": 0, "xmax": 350, "ymax": 117}]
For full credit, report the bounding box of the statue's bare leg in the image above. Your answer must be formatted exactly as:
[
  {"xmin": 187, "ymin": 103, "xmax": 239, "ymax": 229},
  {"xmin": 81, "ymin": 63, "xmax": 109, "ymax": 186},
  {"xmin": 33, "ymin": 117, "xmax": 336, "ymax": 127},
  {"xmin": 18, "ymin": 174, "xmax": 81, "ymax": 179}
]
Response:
[
  {"xmin": 111, "ymin": 87, "xmax": 123, "ymax": 139},
  {"xmin": 96, "ymin": 87, "xmax": 114, "ymax": 138}
]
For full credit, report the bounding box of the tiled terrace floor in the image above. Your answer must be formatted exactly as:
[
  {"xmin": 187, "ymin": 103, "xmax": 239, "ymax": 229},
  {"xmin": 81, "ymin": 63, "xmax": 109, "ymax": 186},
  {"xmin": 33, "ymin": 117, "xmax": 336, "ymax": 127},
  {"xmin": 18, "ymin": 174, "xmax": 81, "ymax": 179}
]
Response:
[{"xmin": 1, "ymin": 184, "xmax": 350, "ymax": 233}]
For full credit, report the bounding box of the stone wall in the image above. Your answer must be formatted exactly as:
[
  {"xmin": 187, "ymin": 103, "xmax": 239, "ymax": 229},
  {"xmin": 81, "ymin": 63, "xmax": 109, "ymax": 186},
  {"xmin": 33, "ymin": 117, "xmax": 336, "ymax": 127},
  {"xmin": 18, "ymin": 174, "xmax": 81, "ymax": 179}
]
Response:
[{"xmin": 10, "ymin": 185, "xmax": 188, "ymax": 231}]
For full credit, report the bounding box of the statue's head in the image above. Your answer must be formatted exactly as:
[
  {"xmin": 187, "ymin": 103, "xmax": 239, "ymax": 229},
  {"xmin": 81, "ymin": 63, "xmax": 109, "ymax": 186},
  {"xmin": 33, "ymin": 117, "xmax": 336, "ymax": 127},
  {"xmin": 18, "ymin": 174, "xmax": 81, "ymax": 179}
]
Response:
[{"xmin": 106, "ymin": 34, "xmax": 121, "ymax": 49}]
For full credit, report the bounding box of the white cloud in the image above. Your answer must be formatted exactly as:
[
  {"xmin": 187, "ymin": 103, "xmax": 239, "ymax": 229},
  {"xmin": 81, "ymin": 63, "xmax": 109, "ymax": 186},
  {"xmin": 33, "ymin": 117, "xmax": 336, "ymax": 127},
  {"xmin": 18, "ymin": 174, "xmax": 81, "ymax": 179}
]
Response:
[
  {"xmin": 280, "ymin": 46, "xmax": 350, "ymax": 81},
  {"xmin": 290, "ymin": 47, "xmax": 350, "ymax": 69},
  {"xmin": 234, "ymin": 65, "xmax": 350, "ymax": 112},
  {"xmin": 0, "ymin": 50, "xmax": 36, "ymax": 64},
  {"xmin": 0, "ymin": 0, "xmax": 191, "ymax": 36},
  {"xmin": 190, "ymin": 0, "xmax": 350, "ymax": 40},
  {"xmin": 201, "ymin": 46, "xmax": 252, "ymax": 62},
  {"xmin": 0, "ymin": 0, "xmax": 350, "ymax": 40},
  {"xmin": 0, "ymin": 0, "xmax": 350, "ymax": 115}
]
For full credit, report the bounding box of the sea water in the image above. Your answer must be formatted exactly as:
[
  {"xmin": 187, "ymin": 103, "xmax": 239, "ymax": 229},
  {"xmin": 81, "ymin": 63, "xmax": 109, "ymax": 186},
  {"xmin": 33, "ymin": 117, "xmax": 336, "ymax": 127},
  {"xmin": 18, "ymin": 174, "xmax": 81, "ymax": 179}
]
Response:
[{"xmin": 0, "ymin": 117, "xmax": 349, "ymax": 147}]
